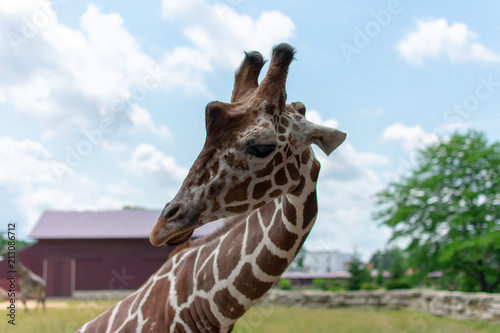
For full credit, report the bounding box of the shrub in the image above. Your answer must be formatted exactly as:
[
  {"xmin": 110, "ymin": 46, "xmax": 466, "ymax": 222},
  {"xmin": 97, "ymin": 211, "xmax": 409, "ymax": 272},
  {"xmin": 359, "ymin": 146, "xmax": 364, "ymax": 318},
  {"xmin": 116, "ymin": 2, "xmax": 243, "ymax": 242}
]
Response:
[
  {"xmin": 386, "ymin": 279, "xmax": 411, "ymax": 290},
  {"xmin": 360, "ymin": 282, "xmax": 379, "ymax": 290},
  {"xmin": 277, "ymin": 278, "xmax": 292, "ymax": 290},
  {"xmin": 312, "ymin": 278, "xmax": 345, "ymax": 292}
]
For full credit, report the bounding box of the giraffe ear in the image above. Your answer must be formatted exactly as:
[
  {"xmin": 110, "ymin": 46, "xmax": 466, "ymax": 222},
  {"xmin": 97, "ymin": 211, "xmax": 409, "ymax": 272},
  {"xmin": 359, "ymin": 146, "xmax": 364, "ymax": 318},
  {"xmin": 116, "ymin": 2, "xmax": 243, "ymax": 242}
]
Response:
[{"xmin": 307, "ymin": 124, "xmax": 346, "ymax": 156}]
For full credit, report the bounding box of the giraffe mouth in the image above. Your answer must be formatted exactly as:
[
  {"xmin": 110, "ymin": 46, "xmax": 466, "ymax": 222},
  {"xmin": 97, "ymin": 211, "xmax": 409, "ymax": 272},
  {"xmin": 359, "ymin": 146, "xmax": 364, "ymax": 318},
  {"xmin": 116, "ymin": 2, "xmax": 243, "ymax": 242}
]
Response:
[{"xmin": 165, "ymin": 229, "xmax": 194, "ymax": 246}]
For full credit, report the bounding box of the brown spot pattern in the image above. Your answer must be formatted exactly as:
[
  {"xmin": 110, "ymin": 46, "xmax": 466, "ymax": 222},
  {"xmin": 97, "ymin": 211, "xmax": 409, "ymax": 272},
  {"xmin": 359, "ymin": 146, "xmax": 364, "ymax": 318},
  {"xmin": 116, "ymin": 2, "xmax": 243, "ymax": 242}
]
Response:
[
  {"xmin": 255, "ymin": 160, "xmax": 274, "ymax": 177},
  {"xmin": 195, "ymin": 241, "xmax": 218, "ymax": 273},
  {"xmin": 310, "ymin": 159, "xmax": 320, "ymax": 182},
  {"xmin": 176, "ymin": 254, "xmax": 195, "ymax": 304},
  {"xmin": 252, "ymin": 180, "xmax": 272, "ymax": 200},
  {"xmin": 291, "ymin": 176, "xmax": 306, "ymax": 196},
  {"xmin": 281, "ymin": 117, "xmax": 289, "ymax": 127},
  {"xmin": 211, "ymin": 200, "xmax": 221, "ymax": 213},
  {"xmin": 302, "ymin": 191, "xmax": 318, "ymax": 230},
  {"xmin": 286, "ymin": 163, "xmax": 300, "ymax": 181},
  {"xmin": 273, "ymin": 152, "xmax": 283, "ymax": 167},
  {"xmin": 116, "ymin": 317, "xmax": 138, "ymax": 332},
  {"xmin": 301, "ymin": 148, "xmax": 311, "ymax": 163},
  {"xmin": 253, "ymin": 201, "xmax": 267, "ymax": 209},
  {"xmin": 193, "ymin": 296, "xmax": 220, "ymax": 332},
  {"xmin": 166, "ymin": 296, "xmax": 176, "ymax": 328},
  {"xmin": 245, "ymin": 213, "xmax": 263, "ymax": 255},
  {"xmin": 224, "ymin": 153, "xmax": 248, "ymax": 171},
  {"xmin": 200, "ymin": 170, "xmax": 210, "ymax": 185},
  {"xmin": 179, "ymin": 308, "xmax": 199, "ymax": 333},
  {"xmin": 233, "ymin": 262, "xmax": 274, "ymax": 300},
  {"xmin": 214, "ymin": 288, "xmax": 246, "ymax": 319},
  {"xmin": 269, "ymin": 189, "xmax": 282, "ymax": 198},
  {"xmin": 198, "ymin": 256, "xmax": 215, "ymax": 293},
  {"xmin": 90, "ymin": 305, "xmax": 113, "ymax": 331},
  {"xmin": 268, "ymin": 217, "xmax": 298, "ymax": 251},
  {"xmin": 295, "ymin": 154, "xmax": 301, "ymax": 167},
  {"xmin": 256, "ymin": 245, "xmax": 289, "ymax": 276},
  {"xmin": 283, "ymin": 198, "xmax": 297, "ymax": 226},
  {"xmin": 274, "ymin": 167, "xmax": 287, "ymax": 186},
  {"xmin": 217, "ymin": 230, "xmax": 243, "ymax": 280},
  {"xmin": 224, "ymin": 177, "xmax": 251, "ymax": 204},
  {"xmin": 259, "ymin": 202, "xmax": 278, "ymax": 228}
]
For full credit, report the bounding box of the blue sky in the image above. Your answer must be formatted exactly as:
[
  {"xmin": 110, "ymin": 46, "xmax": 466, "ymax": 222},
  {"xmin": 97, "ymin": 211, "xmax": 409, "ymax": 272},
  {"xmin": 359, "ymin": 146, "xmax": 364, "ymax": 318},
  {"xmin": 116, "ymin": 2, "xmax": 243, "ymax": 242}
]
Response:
[{"xmin": 1, "ymin": 0, "xmax": 499, "ymax": 259}]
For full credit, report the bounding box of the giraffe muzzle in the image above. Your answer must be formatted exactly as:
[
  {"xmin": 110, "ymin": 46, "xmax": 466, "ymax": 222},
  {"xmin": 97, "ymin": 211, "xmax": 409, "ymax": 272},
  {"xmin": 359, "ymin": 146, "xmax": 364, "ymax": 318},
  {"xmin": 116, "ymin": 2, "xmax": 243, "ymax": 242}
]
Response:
[
  {"xmin": 161, "ymin": 204, "xmax": 181, "ymax": 220},
  {"xmin": 150, "ymin": 203, "xmax": 199, "ymax": 246}
]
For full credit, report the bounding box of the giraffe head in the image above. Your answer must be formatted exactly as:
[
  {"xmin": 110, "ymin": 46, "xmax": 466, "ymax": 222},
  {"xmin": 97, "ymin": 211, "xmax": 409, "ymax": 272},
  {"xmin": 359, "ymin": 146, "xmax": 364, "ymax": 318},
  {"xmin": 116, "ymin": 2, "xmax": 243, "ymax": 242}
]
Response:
[{"xmin": 150, "ymin": 43, "xmax": 346, "ymax": 246}]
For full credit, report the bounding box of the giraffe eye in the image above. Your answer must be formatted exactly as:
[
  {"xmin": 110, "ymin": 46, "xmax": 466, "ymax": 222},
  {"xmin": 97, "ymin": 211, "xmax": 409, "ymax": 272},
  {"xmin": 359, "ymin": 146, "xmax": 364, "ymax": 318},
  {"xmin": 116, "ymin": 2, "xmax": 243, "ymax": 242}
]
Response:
[{"xmin": 245, "ymin": 144, "xmax": 276, "ymax": 158}]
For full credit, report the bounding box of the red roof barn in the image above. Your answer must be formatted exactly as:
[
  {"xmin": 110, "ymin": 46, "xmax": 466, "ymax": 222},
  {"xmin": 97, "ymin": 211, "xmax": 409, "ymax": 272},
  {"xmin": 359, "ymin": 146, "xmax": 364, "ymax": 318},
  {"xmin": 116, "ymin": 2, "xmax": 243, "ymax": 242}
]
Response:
[{"xmin": 0, "ymin": 210, "xmax": 223, "ymax": 298}]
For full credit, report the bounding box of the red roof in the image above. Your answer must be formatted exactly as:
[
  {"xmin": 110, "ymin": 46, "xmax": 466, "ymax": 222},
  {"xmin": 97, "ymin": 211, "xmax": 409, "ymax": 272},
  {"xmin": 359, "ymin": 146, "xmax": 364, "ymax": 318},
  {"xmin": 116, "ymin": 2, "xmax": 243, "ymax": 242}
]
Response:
[{"xmin": 29, "ymin": 210, "xmax": 224, "ymax": 239}]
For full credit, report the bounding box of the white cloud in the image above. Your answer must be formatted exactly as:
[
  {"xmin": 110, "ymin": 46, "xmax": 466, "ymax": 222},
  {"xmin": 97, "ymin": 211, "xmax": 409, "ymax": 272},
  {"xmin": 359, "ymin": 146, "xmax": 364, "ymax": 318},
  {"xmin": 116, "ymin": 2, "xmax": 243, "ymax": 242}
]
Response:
[
  {"xmin": 300, "ymin": 109, "xmax": 391, "ymax": 258},
  {"xmin": 396, "ymin": 18, "xmax": 500, "ymax": 65},
  {"xmin": 306, "ymin": 110, "xmax": 339, "ymax": 129},
  {"xmin": 0, "ymin": 137, "xmax": 54, "ymax": 185},
  {"xmin": 307, "ymin": 141, "xmax": 391, "ymax": 260},
  {"xmin": 159, "ymin": 46, "xmax": 213, "ymax": 95},
  {"xmin": 124, "ymin": 143, "xmax": 188, "ymax": 189},
  {"xmin": 0, "ymin": 1, "xmax": 170, "ymax": 140},
  {"xmin": 161, "ymin": 0, "xmax": 295, "ymax": 70},
  {"xmin": 0, "ymin": 0, "xmax": 295, "ymax": 141},
  {"xmin": 129, "ymin": 104, "xmax": 172, "ymax": 140},
  {"xmin": 102, "ymin": 140, "xmax": 128, "ymax": 153},
  {"xmin": 383, "ymin": 123, "xmax": 438, "ymax": 152},
  {"xmin": 0, "ymin": 136, "xmax": 140, "ymax": 234}
]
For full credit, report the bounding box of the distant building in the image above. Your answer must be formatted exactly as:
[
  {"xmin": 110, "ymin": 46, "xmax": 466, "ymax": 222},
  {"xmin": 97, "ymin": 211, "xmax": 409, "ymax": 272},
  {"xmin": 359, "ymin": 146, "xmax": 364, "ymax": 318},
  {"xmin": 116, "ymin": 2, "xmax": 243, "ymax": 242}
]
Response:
[
  {"xmin": 283, "ymin": 250, "xmax": 353, "ymax": 286},
  {"xmin": 0, "ymin": 210, "xmax": 223, "ymax": 298},
  {"xmin": 287, "ymin": 250, "xmax": 353, "ymax": 274}
]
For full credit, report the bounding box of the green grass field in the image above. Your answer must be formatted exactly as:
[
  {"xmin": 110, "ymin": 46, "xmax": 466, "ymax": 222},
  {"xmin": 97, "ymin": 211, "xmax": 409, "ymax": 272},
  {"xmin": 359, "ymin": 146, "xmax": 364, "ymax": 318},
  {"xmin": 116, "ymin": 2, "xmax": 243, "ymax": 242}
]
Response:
[{"xmin": 1, "ymin": 300, "xmax": 499, "ymax": 332}]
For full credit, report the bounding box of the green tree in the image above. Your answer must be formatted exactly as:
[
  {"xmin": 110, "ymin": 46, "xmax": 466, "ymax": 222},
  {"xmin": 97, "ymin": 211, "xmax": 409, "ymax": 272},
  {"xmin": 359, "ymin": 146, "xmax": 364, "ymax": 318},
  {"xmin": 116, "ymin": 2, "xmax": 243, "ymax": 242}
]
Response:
[
  {"xmin": 0, "ymin": 234, "xmax": 31, "ymax": 254},
  {"xmin": 375, "ymin": 262, "xmax": 384, "ymax": 286},
  {"xmin": 375, "ymin": 131, "xmax": 500, "ymax": 292},
  {"xmin": 122, "ymin": 205, "xmax": 146, "ymax": 210},
  {"xmin": 369, "ymin": 248, "xmax": 405, "ymax": 271},
  {"xmin": 347, "ymin": 252, "xmax": 371, "ymax": 290},
  {"xmin": 295, "ymin": 247, "xmax": 306, "ymax": 270},
  {"xmin": 386, "ymin": 248, "xmax": 411, "ymax": 289}
]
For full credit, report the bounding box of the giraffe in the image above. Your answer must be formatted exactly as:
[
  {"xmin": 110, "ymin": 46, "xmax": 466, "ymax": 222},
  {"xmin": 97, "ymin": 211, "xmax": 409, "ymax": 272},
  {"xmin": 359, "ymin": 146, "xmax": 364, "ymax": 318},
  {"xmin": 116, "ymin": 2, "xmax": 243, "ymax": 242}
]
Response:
[
  {"xmin": 16, "ymin": 259, "xmax": 47, "ymax": 314},
  {"xmin": 77, "ymin": 43, "xmax": 346, "ymax": 332}
]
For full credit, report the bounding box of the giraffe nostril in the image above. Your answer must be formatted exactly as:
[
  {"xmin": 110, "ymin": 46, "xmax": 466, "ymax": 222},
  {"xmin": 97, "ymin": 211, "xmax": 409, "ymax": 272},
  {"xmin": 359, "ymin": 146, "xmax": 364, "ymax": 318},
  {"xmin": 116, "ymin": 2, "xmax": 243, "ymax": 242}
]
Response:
[{"xmin": 162, "ymin": 205, "xmax": 181, "ymax": 221}]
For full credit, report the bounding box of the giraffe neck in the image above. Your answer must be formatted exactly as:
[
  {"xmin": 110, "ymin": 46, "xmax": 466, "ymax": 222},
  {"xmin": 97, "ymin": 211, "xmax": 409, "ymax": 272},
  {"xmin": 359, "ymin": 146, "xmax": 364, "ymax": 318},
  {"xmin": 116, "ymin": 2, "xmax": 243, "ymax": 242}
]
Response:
[{"xmin": 180, "ymin": 148, "xmax": 320, "ymax": 331}]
